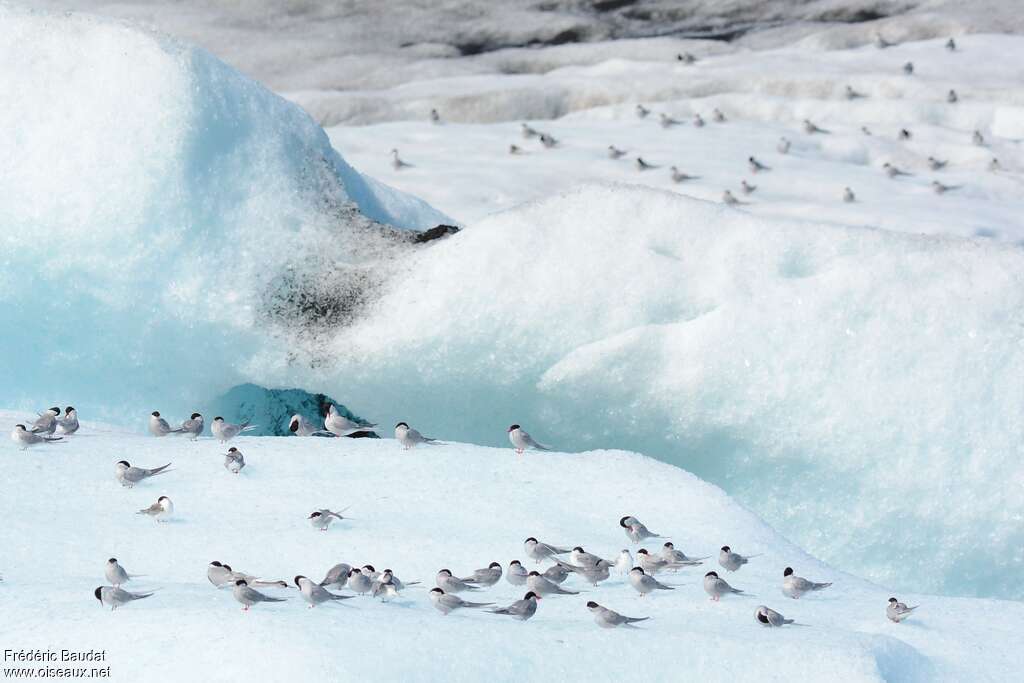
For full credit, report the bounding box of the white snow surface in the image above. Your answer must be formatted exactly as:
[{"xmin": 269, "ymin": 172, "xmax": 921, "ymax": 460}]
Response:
[
  {"xmin": 280, "ymin": 185, "xmax": 1024, "ymax": 602},
  {"xmin": 1, "ymin": 412, "xmax": 1020, "ymax": 682}
]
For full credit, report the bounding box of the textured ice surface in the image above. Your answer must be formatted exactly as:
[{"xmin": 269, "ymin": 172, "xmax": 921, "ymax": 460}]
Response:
[
  {"xmin": 1, "ymin": 414, "xmax": 1020, "ymax": 682},
  {"xmin": 0, "ymin": 7, "xmax": 447, "ymax": 419},
  {"xmin": 307, "ymin": 185, "xmax": 1024, "ymax": 601}
]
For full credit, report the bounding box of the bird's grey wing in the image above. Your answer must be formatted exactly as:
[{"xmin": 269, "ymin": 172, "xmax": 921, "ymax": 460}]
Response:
[
  {"xmin": 141, "ymin": 463, "xmax": 172, "ymax": 478},
  {"xmin": 137, "ymin": 502, "xmax": 162, "ymax": 515},
  {"xmin": 524, "ymin": 433, "xmax": 552, "ymax": 451},
  {"xmin": 250, "ymin": 587, "xmax": 286, "ymax": 603},
  {"xmin": 459, "ymin": 599, "xmax": 495, "ymax": 608}
]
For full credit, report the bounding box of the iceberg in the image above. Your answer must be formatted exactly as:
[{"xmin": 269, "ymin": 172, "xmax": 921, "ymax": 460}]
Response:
[{"xmin": 0, "ymin": 6, "xmax": 448, "ymax": 421}]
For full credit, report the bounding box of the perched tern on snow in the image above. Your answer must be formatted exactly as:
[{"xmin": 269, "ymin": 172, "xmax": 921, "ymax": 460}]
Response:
[
  {"xmin": 659, "ymin": 113, "xmax": 681, "ymax": 128},
  {"xmin": 136, "ymin": 496, "xmax": 173, "ymax": 522},
  {"xmin": 371, "ymin": 571, "xmax": 400, "ymax": 600},
  {"xmin": 777, "ymin": 137, "xmax": 790, "ymax": 154},
  {"xmin": 803, "ymin": 119, "xmax": 829, "ymax": 134},
  {"xmin": 94, "ymin": 586, "xmax": 153, "ymax": 611},
  {"xmin": 704, "ymin": 571, "xmax": 744, "ymax": 601},
  {"xmin": 615, "ymin": 550, "xmax": 633, "ymax": 575},
  {"xmin": 635, "ymin": 157, "xmax": 658, "ymax": 171},
  {"xmin": 539, "ymin": 133, "xmax": 558, "ymax": 148},
  {"xmin": 308, "ymin": 508, "xmax": 349, "ymax": 531},
  {"xmin": 211, "ymin": 416, "xmax": 255, "ymax": 443},
  {"xmin": 436, "ymin": 569, "xmax": 481, "ymax": 594},
  {"xmin": 391, "ymin": 149, "xmax": 412, "ymax": 170},
  {"xmin": 692, "ymin": 113, "xmax": 705, "ymax": 127},
  {"xmin": 843, "ymin": 187, "xmax": 856, "ymax": 203},
  {"xmin": 105, "ymin": 558, "xmax": 143, "ymax": 588},
  {"xmin": 845, "ymin": 85, "xmax": 866, "ymax": 100},
  {"xmin": 524, "ymin": 537, "xmax": 570, "ymax": 563},
  {"xmin": 507, "ymin": 560, "xmax": 528, "ymax": 586},
  {"xmin": 661, "ymin": 542, "xmax": 707, "ymax": 566},
  {"xmin": 429, "ymin": 108, "xmax": 440, "ymax": 124},
  {"xmin": 748, "ymin": 156, "xmax": 770, "ymax": 173},
  {"xmin": 233, "ymin": 579, "xmax": 286, "ymax": 611},
  {"xmin": 206, "ymin": 562, "xmax": 288, "ymax": 590},
  {"xmin": 883, "ymin": 162, "xmax": 912, "ymax": 178},
  {"xmin": 556, "ymin": 558, "xmax": 612, "ymax": 585},
  {"xmin": 927, "ymin": 157, "xmax": 948, "ymax": 171},
  {"xmin": 179, "ymin": 413, "xmax": 203, "ymax": 440},
  {"xmin": 740, "ymin": 180, "xmax": 757, "ymax": 195},
  {"xmin": 288, "ymin": 414, "xmax": 332, "ymax": 437},
  {"xmin": 718, "ymin": 546, "xmax": 760, "ymax": 572},
  {"xmin": 224, "ymin": 447, "xmax": 245, "ymax": 474},
  {"xmin": 461, "ymin": 562, "xmax": 503, "ymax": 587},
  {"xmin": 324, "ymin": 404, "xmax": 377, "ymax": 437},
  {"xmin": 722, "ymin": 190, "xmax": 747, "ymax": 206},
  {"xmin": 620, "ymin": 516, "xmax": 661, "ymax": 544},
  {"xmin": 903, "ymin": 61, "xmax": 914, "ymax": 75},
  {"xmin": 670, "ymin": 167, "xmax": 699, "ymax": 183},
  {"xmin": 521, "ymin": 123, "xmax": 539, "ymax": 138},
  {"xmin": 570, "ymin": 547, "xmax": 611, "ymax": 569},
  {"xmin": 508, "ymin": 425, "xmax": 551, "ymax": 454},
  {"xmin": 490, "ymin": 592, "xmax": 541, "ymax": 621},
  {"xmin": 756, "ymin": 605, "xmax": 795, "ymax": 627},
  {"xmin": 115, "ymin": 460, "xmax": 171, "ymax": 488},
  {"xmin": 429, "ymin": 588, "xmax": 494, "ymax": 615},
  {"xmin": 395, "ymin": 422, "xmax": 442, "ymax": 449},
  {"xmin": 527, "ymin": 571, "xmax": 579, "ymax": 596},
  {"xmin": 588, "ymin": 601, "xmax": 648, "ymax": 628},
  {"xmin": 635, "ymin": 104, "xmax": 650, "ymax": 118},
  {"xmin": 318, "ymin": 563, "xmax": 352, "ymax": 589},
  {"xmin": 945, "ymin": 37, "xmax": 957, "ymax": 51},
  {"xmin": 782, "ymin": 567, "xmax": 832, "ymax": 598},
  {"xmin": 608, "ymin": 145, "xmax": 627, "ymax": 159},
  {"xmin": 628, "ymin": 567, "xmax": 673, "ymax": 596},
  {"xmin": 932, "ymin": 180, "xmax": 963, "ymax": 194},
  {"xmin": 347, "ymin": 568, "xmax": 373, "ymax": 595},
  {"xmin": 972, "ymin": 130, "xmax": 985, "ymax": 146},
  {"xmin": 509, "ymin": 144, "xmax": 523, "ymax": 155},
  {"xmin": 947, "ymin": 89, "xmax": 958, "ymax": 103},
  {"xmin": 56, "ymin": 406, "xmax": 79, "ymax": 435},
  {"xmin": 635, "ymin": 549, "xmax": 669, "ymax": 574},
  {"xmin": 542, "ymin": 563, "xmax": 570, "ymax": 584},
  {"xmin": 712, "ymin": 108, "xmax": 726, "ymax": 122},
  {"xmin": 148, "ymin": 411, "xmax": 181, "ymax": 437},
  {"xmin": 30, "ymin": 407, "xmax": 59, "ymax": 435},
  {"xmin": 887, "ymin": 597, "xmax": 919, "ymax": 623},
  {"xmin": 11, "ymin": 424, "xmax": 62, "ymax": 449},
  {"xmin": 295, "ymin": 575, "xmax": 352, "ymax": 607},
  {"xmin": 676, "ymin": 52, "xmax": 697, "ymax": 64}
]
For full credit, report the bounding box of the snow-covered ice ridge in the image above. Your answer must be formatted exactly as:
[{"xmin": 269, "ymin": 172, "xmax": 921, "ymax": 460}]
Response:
[{"xmin": 1, "ymin": 414, "xmax": 1021, "ymax": 682}]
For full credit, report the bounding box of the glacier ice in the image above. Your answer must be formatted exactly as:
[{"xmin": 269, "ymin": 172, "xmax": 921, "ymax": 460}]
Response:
[
  {"xmin": 0, "ymin": 7, "xmax": 448, "ymax": 420},
  {"xmin": 312, "ymin": 184, "xmax": 1024, "ymax": 600},
  {"xmin": 208, "ymin": 383, "xmax": 375, "ymax": 438}
]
